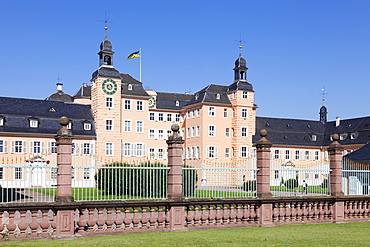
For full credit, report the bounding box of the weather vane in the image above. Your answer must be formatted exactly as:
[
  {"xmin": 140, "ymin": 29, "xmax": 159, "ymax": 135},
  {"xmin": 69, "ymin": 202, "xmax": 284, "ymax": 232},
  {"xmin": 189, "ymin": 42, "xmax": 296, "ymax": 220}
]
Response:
[
  {"xmin": 236, "ymin": 33, "xmax": 246, "ymax": 55},
  {"xmin": 98, "ymin": 11, "xmax": 113, "ymax": 40},
  {"xmin": 321, "ymin": 87, "xmax": 327, "ymax": 106}
]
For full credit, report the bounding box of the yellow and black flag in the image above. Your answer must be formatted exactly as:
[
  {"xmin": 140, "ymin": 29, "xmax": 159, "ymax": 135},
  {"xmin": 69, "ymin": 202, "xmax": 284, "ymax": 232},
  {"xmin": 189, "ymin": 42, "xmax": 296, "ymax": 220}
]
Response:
[{"xmin": 127, "ymin": 51, "xmax": 140, "ymax": 59}]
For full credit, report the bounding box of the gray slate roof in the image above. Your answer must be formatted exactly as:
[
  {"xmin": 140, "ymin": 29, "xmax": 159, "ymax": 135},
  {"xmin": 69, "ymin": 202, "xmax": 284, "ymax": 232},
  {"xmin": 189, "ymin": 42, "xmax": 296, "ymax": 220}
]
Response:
[
  {"xmin": 46, "ymin": 91, "xmax": 73, "ymax": 103},
  {"xmin": 73, "ymin": 84, "xmax": 91, "ymax": 98},
  {"xmin": 344, "ymin": 142, "xmax": 370, "ymax": 162},
  {"xmin": 0, "ymin": 97, "xmax": 95, "ymax": 137},
  {"xmin": 187, "ymin": 84, "xmax": 232, "ymax": 106},
  {"xmin": 156, "ymin": 92, "xmax": 193, "ymax": 110},
  {"xmin": 121, "ymin": 74, "xmax": 150, "ymax": 98}
]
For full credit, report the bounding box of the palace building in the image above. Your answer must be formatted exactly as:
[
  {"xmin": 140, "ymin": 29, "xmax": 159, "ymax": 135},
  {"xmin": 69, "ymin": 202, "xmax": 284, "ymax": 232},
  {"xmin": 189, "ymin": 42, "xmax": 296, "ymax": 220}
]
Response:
[{"xmin": 1, "ymin": 30, "xmax": 369, "ymax": 183}]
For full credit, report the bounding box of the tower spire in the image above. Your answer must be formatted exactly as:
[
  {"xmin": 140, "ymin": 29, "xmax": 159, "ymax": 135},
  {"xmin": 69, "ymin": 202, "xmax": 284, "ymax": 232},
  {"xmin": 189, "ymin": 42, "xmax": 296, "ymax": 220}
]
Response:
[{"xmin": 319, "ymin": 87, "xmax": 328, "ymax": 124}]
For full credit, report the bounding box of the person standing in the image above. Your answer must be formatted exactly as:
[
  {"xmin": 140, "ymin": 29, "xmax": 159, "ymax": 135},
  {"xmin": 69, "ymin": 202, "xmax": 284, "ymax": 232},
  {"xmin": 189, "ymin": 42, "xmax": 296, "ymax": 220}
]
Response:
[{"xmin": 302, "ymin": 180, "xmax": 308, "ymax": 194}]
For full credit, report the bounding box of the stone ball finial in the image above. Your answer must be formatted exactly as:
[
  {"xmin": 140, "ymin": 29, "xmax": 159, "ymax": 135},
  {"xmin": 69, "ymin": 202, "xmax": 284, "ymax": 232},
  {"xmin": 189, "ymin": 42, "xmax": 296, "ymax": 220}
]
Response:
[
  {"xmin": 332, "ymin": 133, "xmax": 339, "ymax": 141},
  {"xmin": 171, "ymin": 124, "xmax": 180, "ymax": 133},
  {"xmin": 260, "ymin": 129, "xmax": 268, "ymax": 137},
  {"xmin": 59, "ymin": 116, "xmax": 69, "ymax": 126}
]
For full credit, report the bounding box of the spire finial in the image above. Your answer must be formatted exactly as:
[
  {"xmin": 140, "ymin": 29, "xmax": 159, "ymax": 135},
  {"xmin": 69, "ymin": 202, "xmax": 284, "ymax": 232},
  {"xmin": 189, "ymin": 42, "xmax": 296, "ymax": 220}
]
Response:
[
  {"xmin": 238, "ymin": 33, "xmax": 245, "ymax": 57},
  {"xmin": 321, "ymin": 86, "xmax": 327, "ymax": 106},
  {"xmin": 99, "ymin": 11, "xmax": 113, "ymax": 40}
]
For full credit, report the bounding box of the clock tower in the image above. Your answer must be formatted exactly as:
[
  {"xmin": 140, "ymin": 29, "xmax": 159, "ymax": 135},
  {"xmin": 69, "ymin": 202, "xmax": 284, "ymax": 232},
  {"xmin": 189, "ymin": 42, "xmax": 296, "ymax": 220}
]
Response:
[{"xmin": 91, "ymin": 27, "xmax": 122, "ymax": 160}]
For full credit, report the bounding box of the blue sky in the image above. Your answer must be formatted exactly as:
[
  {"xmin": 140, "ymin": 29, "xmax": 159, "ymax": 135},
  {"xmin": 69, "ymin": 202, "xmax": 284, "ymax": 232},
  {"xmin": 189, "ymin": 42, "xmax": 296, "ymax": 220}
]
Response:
[{"xmin": 1, "ymin": 0, "xmax": 369, "ymax": 121}]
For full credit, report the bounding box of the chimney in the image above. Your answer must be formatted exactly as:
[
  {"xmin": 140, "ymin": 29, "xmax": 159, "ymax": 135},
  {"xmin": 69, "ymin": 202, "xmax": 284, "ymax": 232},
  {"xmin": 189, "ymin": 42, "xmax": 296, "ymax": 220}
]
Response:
[
  {"xmin": 57, "ymin": 83, "xmax": 63, "ymax": 92},
  {"xmin": 336, "ymin": 117, "xmax": 340, "ymax": 127}
]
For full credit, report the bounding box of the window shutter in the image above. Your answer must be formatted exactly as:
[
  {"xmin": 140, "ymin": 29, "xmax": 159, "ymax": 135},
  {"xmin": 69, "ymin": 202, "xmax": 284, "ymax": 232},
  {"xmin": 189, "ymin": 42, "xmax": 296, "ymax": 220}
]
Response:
[
  {"xmin": 30, "ymin": 141, "xmax": 34, "ymax": 154},
  {"xmin": 80, "ymin": 143, "xmax": 84, "ymax": 155},
  {"xmin": 91, "ymin": 143, "xmax": 94, "ymax": 155},
  {"xmin": 23, "ymin": 141, "xmax": 27, "ymax": 154},
  {"xmin": 4, "ymin": 140, "xmax": 8, "ymax": 153},
  {"xmin": 121, "ymin": 143, "xmax": 124, "ymax": 156},
  {"xmin": 47, "ymin": 142, "xmax": 51, "ymax": 154},
  {"xmin": 215, "ymin": 146, "xmax": 218, "ymax": 158},
  {"xmin": 132, "ymin": 143, "xmax": 136, "ymax": 157},
  {"xmin": 41, "ymin": 141, "xmax": 45, "ymax": 154},
  {"xmin": 11, "ymin": 140, "xmax": 15, "ymax": 153}
]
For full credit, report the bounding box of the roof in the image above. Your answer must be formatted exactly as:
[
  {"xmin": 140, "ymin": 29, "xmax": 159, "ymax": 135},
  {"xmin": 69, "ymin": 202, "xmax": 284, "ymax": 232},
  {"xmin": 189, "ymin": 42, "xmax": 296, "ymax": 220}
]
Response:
[
  {"xmin": 186, "ymin": 84, "xmax": 231, "ymax": 106},
  {"xmin": 156, "ymin": 92, "xmax": 193, "ymax": 110},
  {"xmin": 73, "ymin": 84, "xmax": 91, "ymax": 98},
  {"xmin": 120, "ymin": 74, "xmax": 150, "ymax": 98},
  {"xmin": 0, "ymin": 97, "xmax": 95, "ymax": 137},
  {"xmin": 345, "ymin": 142, "xmax": 370, "ymax": 162},
  {"xmin": 46, "ymin": 91, "xmax": 73, "ymax": 103}
]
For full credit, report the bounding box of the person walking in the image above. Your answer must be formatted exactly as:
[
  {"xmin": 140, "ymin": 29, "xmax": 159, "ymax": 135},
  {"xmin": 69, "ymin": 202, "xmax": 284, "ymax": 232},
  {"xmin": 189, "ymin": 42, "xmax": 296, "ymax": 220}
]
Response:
[{"xmin": 302, "ymin": 180, "xmax": 308, "ymax": 194}]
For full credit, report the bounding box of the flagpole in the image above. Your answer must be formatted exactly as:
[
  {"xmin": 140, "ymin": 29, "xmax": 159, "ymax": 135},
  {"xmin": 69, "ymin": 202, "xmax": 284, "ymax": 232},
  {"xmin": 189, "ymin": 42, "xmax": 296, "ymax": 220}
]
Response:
[{"xmin": 140, "ymin": 47, "xmax": 142, "ymax": 82}]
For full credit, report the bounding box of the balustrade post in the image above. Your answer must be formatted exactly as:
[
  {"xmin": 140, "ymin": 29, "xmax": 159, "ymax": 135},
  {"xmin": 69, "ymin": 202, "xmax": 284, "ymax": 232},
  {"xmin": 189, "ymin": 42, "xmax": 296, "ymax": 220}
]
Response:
[
  {"xmin": 166, "ymin": 124, "xmax": 185, "ymax": 230},
  {"xmin": 328, "ymin": 134, "xmax": 345, "ymax": 222},
  {"xmin": 255, "ymin": 129, "xmax": 273, "ymax": 226},
  {"xmin": 54, "ymin": 117, "xmax": 75, "ymax": 235}
]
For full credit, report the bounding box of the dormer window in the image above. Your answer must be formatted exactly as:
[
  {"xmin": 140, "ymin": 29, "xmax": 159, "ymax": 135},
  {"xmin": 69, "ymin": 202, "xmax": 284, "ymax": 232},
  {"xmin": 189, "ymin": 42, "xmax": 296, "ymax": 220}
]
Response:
[
  {"xmin": 128, "ymin": 84, "xmax": 133, "ymax": 91},
  {"xmin": 67, "ymin": 121, "xmax": 72, "ymax": 130},
  {"xmin": 48, "ymin": 108, "xmax": 56, "ymax": 112},
  {"xmin": 0, "ymin": 116, "xmax": 4, "ymax": 126},
  {"xmin": 29, "ymin": 118, "xmax": 39, "ymax": 128},
  {"xmin": 83, "ymin": 121, "xmax": 92, "ymax": 131},
  {"xmin": 349, "ymin": 133, "xmax": 357, "ymax": 140},
  {"xmin": 216, "ymin": 93, "xmax": 220, "ymax": 100},
  {"xmin": 311, "ymin": 134, "xmax": 317, "ymax": 141},
  {"xmin": 176, "ymin": 100, "xmax": 179, "ymax": 106},
  {"xmin": 340, "ymin": 133, "xmax": 347, "ymax": 140},
  {"xmin": 195, "ymin": 94, "xmax": 199, "ymax": 100}
]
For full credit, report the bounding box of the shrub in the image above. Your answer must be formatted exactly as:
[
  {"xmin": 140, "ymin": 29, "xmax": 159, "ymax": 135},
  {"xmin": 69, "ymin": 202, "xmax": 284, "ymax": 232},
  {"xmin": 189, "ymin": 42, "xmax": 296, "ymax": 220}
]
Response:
[
  {"xmin": 285, "ymin": 178, "xmax": 298, "ymax": 189},
  {"xmin": 321, "ymin": 179, "xmax": 329, "ymax": 188},
  {"xmin": 241, "ymin": 180, "xmax": 256, "ymax": 191}
]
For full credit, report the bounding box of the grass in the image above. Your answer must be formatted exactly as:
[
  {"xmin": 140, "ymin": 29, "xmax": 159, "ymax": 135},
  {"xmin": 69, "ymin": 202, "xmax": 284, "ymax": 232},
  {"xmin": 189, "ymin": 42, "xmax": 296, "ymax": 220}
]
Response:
[
  {"xmin": 270, "ymin": 186, "xmax": 329, "ymax": 194},
  {"xmin": 1, "ymin": 221, "xmax": 370, "ymax": 246}
]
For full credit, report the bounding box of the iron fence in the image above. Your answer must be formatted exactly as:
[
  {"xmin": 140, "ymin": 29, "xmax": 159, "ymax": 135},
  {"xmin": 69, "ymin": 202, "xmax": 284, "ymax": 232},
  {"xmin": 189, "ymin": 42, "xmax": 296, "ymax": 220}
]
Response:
[{"xmin": 342, "ymin": 157, "xmax": 370, "ymax": 195}]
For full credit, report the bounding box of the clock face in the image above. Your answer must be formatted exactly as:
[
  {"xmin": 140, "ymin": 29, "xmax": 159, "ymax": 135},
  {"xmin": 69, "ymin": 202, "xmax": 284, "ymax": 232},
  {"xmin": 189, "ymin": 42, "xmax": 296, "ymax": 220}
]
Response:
[
  {"xmin": 148, "ymin": 96, "xmax": 156, "ymax": 109},
  {"xmin": 102, "ymin": 79, "xmax": 117, "ymax": 95}
]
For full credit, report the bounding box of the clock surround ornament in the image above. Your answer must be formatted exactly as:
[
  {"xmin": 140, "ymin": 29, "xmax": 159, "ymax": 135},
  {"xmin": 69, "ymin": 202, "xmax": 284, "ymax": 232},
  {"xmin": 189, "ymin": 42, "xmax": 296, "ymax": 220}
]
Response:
[{"xmin": 102, "ymin": 79, "xmax": 117, "ymax": 95}]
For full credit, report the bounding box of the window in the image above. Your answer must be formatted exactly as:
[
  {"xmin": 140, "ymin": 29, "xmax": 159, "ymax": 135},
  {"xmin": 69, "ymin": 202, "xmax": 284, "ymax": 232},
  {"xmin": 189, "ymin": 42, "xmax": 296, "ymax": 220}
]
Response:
[
  {"xmin": 208, "ymin": 125, "xmax": 215, "ymax": 137},
  {"xmin": 285, "ymin": 150, "xmax": 291, "ymax": 160},
  {"xmin": 241, "ymin": 127, "xmax": 248, "ymax": 137},
  {"xmin": 305, "ymin": 173, "xmax": 309, "ymax": 179},
  {"xmin": 232, "ymin": 92, "xmax": 236, "ymax": 99},
  {"xmin": 243, "ymin": 91, "xmax": 248, "ymax": 99},
  {"xmin": 304, "ymin": 151, "xmax": 311, "ymax": 160},
  {"xmin": 31, "ymin": 141, "xmax": 44, "ymax": 154},
  {"xmin": 82, "ymin": 143, "xmax": 91, "ymax": 155},
  {"xmin": 274, "ymin": 149, "xmax": 281, "ymax": 159},
  {"xmin": 84, "ymin": 123, "xmax": 91, "ymax": 130},
  {"xmin": 136, "ymin": 101, "xmax": 143, "ymax": 111},
  {"xmin": 105, "ymin": 143, "xmax": 113, "ymax": 156},
  {"xmin": 136, "ymin": 121, "xmax": 143, "ymax": 133},
  {"xmin": 187, "ymin": 110, "xmax": 190, "ymax": 119},
  {"xmin": 0, "ymin": 140, "xmax": 8, "ymax": 153},
  {"xmin": 0, "ymin": 117, "xmax": 4, "ymax": 126},
  {"xmin": 196, "ymin": 126, "xmax": 200, "ymax": 137},
  {"xmin": 149, "ymin": 129, "xmax": 155, "ymax": 139},
  {"xmin": 187, "ymin": 128, "xmax": 191, "ymax": 138},
  {"xmin": 191, "ymin": 127, "xmax": 195, "ymax": 137},
  {"xmin": 208, "ymin": 106, "xmax": 215, "ymax": 116},
  {"xmin": 295, "ymin": 150, "xmax": 301, "ymax": 160},
  {"xmin": 216, "ymin": 93, "xmax": 220, "ymax": 100},
  {"xmin": 50, "ymin": 168, "xmax": 57, "ymax": 180},
  {"xmin": 176, "ymin": 100, "xmax": 179, "ymax": 106},
  {"xmin": 315, "ymin": 173, "xmax": 319, "ymax": 179},
  {"xmin": 314, "ymin": 151, "xmax": 320, "ymax": 160},
  {"xmin": 83, "ymin": 168, "xmax": 90, "ymax": 180},
  {"xmin": 12, "ymin": 140, "xmax": 25, "ymax": 154},
  {"xmin": 167, "ymin": 114, "xmax": 172, "ymax": 122},
  {"xmin": 128, "ymin": 84, "xmax": 133, "ymax": 90},
  {"xmin": 158, "ymin": 130, "xmax": 164, "ymax": 140},
  {"xmin": 123, "ymin": 143, "xmax": 131, "ymax": 156},
  {"xmin": 124, "ymin": 100, "xmax": 131, "ymax": 110},
  {"xmin": 167, "ymin": 130, "xmax": 172, "ymax": 138},
  {"xmin": 15, "ymin": 168, "xmax": 22, "ymax": 180},
  {"xmin": 158, "ymin": 148, "xmax": 164, "ymax": 160},
  {"xmin": 124, "ymin": 120, "xmax": 132, "ymax": 132},
  {"xmin": 207, "ymin": 146, "xmax": 218, "ymax": 159},
  {"xmin": 225, "ymin": 148, "xmax": 230, "ymax": 158},
  {"xmin": 106, "ymin": 119, "xmax": 113, "ymax": 131},
  {"xmin": 158, "ymin": 113, "xmax": 164, "ymax": 122},
  {"xmin": 240, "ymin": 146, "xmax": 249, "ymax": 158},
  {"xmin": 226, "ymin": 128, "xmax": 230, "ymax": 137},
  {"xmin": 311, "ymin": 135, "xmax": 317, "ymax": 141},
  {"xmin": 175, "ymin": 114, "xmax": 180, "ymax": 122},
  {"xmin": 135, "ymin": 143, "xmax": 145, "ymax": 157},
  {"xmin": 106, "ymin": 97, "xmax": 113, "ymax": 108},
  {"xmin": 274, "ymin": 170, "xmax": 279, "ymax": 179},
  {"xmin": 67, "ymin": 121, "xmax": 72, "ymax": 129},
  {"xmin": 149, "ymin": 112, "xmax": 155, "ymax": 121},
  {"xmin": 29, "ymin": 119, "xmax": 38, "ymax": 128},
  {"xmin": 71, "ymin": 143, "xmax": 76, "ymax": 155},
  {"xmin": 350, "ymin": 133, "xmax": 356, "ymax": 140},
  {"xmin": 241, "ymin": 108, "xmax": 248, "ymax": 118},
  {"xmin": 195, "ymin": 108, "xmax": 200, "ymax": 117},
  {"xmin": 224, "ymin": 109, "xmax": 228, "ymax": 118}
]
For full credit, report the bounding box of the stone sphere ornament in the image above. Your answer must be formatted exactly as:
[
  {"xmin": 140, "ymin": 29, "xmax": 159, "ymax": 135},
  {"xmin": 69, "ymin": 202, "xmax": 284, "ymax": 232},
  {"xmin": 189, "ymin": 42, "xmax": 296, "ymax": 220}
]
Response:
[{"xmin": 59, "ymin": 116, "xmax": 69, "ymax": 126}]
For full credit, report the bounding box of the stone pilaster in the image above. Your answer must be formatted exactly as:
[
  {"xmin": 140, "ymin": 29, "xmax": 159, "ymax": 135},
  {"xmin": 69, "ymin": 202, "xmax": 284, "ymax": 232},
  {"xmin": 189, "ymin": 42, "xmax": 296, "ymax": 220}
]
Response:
[
  {"xmin": 328, "ymin": 134, "xmax": 344, "ymax": 197},
  {"xmin": 255, "ymin": 129, "xmax": 272, "ymax": 198},
  {"xmin": 54, "ymin": 116, "xmax": 74, "ymax": 203}
]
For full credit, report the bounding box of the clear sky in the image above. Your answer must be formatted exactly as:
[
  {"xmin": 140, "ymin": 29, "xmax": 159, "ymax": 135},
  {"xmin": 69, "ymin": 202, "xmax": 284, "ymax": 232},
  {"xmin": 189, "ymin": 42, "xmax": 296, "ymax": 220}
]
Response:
[{"xmin": 1, "ymin": 0, "xmax": 369, "ymax": 121}]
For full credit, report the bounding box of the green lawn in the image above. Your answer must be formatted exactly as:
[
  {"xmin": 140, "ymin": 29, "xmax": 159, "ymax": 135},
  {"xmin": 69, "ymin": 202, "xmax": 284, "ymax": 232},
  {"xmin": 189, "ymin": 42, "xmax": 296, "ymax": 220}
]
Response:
[
  {"xmin": 270, "ymin": 186, "xmax": 329, "ymax": 194},
  {"xmin": 2, "ymin": 221, "xmax": 370, "ymax": 246}
]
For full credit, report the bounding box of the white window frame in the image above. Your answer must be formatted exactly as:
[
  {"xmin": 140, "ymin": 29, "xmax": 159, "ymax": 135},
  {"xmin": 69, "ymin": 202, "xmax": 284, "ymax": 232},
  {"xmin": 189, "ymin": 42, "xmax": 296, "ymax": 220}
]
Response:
[
  {"xmin": 295, "ymin": 150, "xmax": 301, "ymax": 160},
  {"xmin": 15, "ymin": 167, "xmax": 23, "ymax": 180},
  {"xmin": 175, "ymin": 114, "xmax": 180, "ymax": 122},
  {"xmin": 30, "ymin": 141, "xmax": 44, "ymax": 154},
  {"xmin": 124, "ymin": 120, "xmax": 132, "ymax": 132},
  {"xmin": 226, "ymin": 128, "xmax": 230, "ymax": 138},
  {"xmin": 83, "ymin": 168, "xmax": 90, "ymax": 180},
  {"xmin": 136, "ymin": 120, "xmax": 143, "ymax": 133},
  {"xmin": 158, "ymin": 130, "xmax": 164, "ymax": 140},
  {"xmin": 81, "ymin": 143, "xmax": 92, "ymax": 155},
  {"xmin": 105, "ymin": 142, "xmax": 114, "ymax": 156},
  {"xmin": 149, "ymin": 112, "xmax": 155, "ymax": 121},
  {"xmin": 136, "ymin": 100, "xmax": 143, "ymax": 111},
  {"xmin": 285, "ymin": 150, "xmax": 291, "ymax": 160},
  {"xmin": 135, "ymin": 143, "xmax": 146, "ymax": 157},
  {"xmin": 304, "ymin": 150, "xmax": 311, "ymax": 160},
  {"xmin": 167, "ymin": 113, "xmax": 172, "ymax": 122},
  {"xmin": 208, "ymin": 125, "xmax": 216, "ymax": 137},
  {"xmin": 224, "ymin": 109, "xmax": 228, "ymax": 118},
  {"xmin": 241, "ymin": 108, "xmax": 248, "ymax": 118},
  {"xmin": 314, "ymin": 150, "xmax": 320, "ymax": 161},
  {"xmin": 240, "ymin": 146, "xmax": 249, "ymax": 158},
  {"xmin": 12, "ymin": 140, "xmax": 26, "ymax": 154},
  {"xmin": 84, "ymin": 123, "xmax": 91, "ymax": 131},
  {"xmin": 241, "ymin": 127, "xmax": 248, "ymax": 137},
  {"xmin": 106, "ymin": 97, "xmax": 113, "ymax": 108},
  {"xmin": 207, "ymin": 146, "xmax": 218, "ymax": 159},
  {"xmin": 225, "ymin": 148, "xmax": 230, "ymax": 158},
  {"xmin": 105, "ymin": 119, "xmax": 113, "ymax": 131},
  {"xmin": 274, "ymin": 149, "xmax": 281, "ymax": 159},
  {"xmin": 208, "ymin": 106, "xmax": 215, "ymax": 117},
  {"xmin": 0, "ymin": 140, "xmax": 8, "ymax": 154},
  {"xmin": 30, "ymin": 119, "xmax": 38, "ymax": 128},
  {"xmin": 122, "ymin": 142, "xmax": 132, "ymax": 157},
  {"xmin": 149, "ymin": 129, "xmax": 155, "ymax": 139},
  {"xmin": 196, "ymin": 126, "xmax": 200, "ymax": 137},
  {"xmin": 243, "ymin": 91, "xmax": 248, "ymax": 99},
  {"xmin": 124, "ymin": 100, "xmax": 131, "ymax": 110},
  {"xmin": 158, "ymin": 113, "xmax": 164, "ymax": 122}
]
